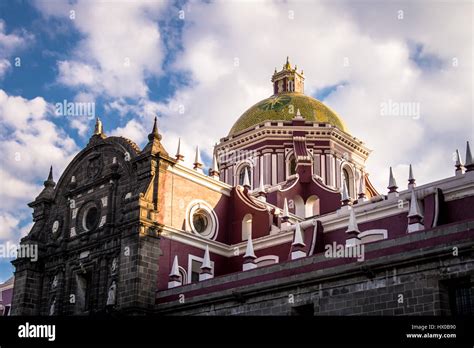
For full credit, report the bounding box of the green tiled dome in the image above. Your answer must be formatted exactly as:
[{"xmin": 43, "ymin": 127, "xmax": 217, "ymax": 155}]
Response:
[{"xmin": 229, "ymin": 92, "xmax": 347, "ymax": 136}]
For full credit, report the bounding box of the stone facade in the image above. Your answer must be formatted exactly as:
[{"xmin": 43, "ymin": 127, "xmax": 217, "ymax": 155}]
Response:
[{"xmin": 11, "ymin": 121, "xmax": 169, "ymax": 315}]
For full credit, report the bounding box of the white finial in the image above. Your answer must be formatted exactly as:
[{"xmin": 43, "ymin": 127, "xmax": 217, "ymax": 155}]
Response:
[
  {"xmin": 169, "ymin": 255, "xmax": 180, "ymax": 277},
  {"xmin": 294, "ymin": 108, "xmax": 303, "ymax": 119},
  {"xmin": 455, "ymin": 149, "xmax": 463, "ymax": 166},
  {"xmin": 455, "ymin": 149, "xmax": 465, "ymax": 176},
  {"xmin": 210, "ymin": 152, "xmax": 220, "ymax": 179},
  {"xmin": 212, "ymin": 153, "xmax": 219, "ymax": 172},
  {"xmin": 242, "ymin": 167, "xmax": 251, "ymax": 188},
  {"xmin": 193, "ymin": 146, "xmax": 203, "ymax": 173},
  {"xmin": 194, "ymin": 145, "xmax": 202, "ymax": 164},
  {"xmin": 244, "ymin": 233, "xmax": 256, "ymax": 259},
  {"xmin": 346, "ymin": 208, "xmax": 359, "ymax": 233},
  {"xmin": 408, "ymin": 189, "xmax": 423, "ymax": 218},
  {"xmin": 388, "ymin": 167, "xmax": 398, "ymax": 190},
  {"xmin": 176, "ymin": 138, "xmax": 184, "ymax": 161},
  {"xmin": 201, "ymin": 245, "xmax": 211, "ymax": 270},
  {"xmin": 466, "ymin": 141, "xmax": 473, "ymax": 167},
  {"xmin": 283, "ymin": 198, "xmax": 289, "ymax": 218},
  {"xmin": 292, "ymin": 222, "xmax": 306, "ymax": 247}
]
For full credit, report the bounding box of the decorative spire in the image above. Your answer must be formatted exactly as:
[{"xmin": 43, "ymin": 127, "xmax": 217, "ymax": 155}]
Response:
[
  {"xmin": 175, "ymin": 138, "xmax": 184, "ymax": 162},
  {"xmin": 284, "ymin": 56, "xmax": 291, "ymax": 70},
  {"xmin": 341, "ymin": 178, "xmax": 351, "ymax": 206},
  {"xmin": 44, "ymin": 166, "xmax": 55, "ymax": 187},
  {"xmin": 209, "ymin": 152, "xmax": 220, "ymax": 179},
  {"xmin": 94, "ymin": 117, "xmax": 103, "ymax": 135},
  {"xmin": 168, "ymin": 256, "xmax": 182, "ymax": 289},
  {"xmin": 408, "ymin": 164, "xmax": 416, "ymax": 189},
  {"xmin": 407, "ymin": 189, "xmax": 424, "ymax": 233},
  {"xmin": 243, "ymin": 233, "xmax": 257, "ymax": 271},
  {"xmin": 199, "ymin": 245, "xmax": 213, "ymax": 281},
  {"xmin": 292, "ymin": 222, "xmax": 305, "ymax": 247},
  {"xmin": 193, "ymin": 146, "xmax": 203, "ymax": 173},
  {"xmin": 465, "ymin": 141, "xmax": 474, "ymax": 172},
  {"xmin": 148, "ymin": 116, "xmax": 162, "ymax": 142},
  {"xmin": 36, "ymin": 165, "xmax": 56, "ymax": 201},
  {"xmin": 294, "ymin": 108, "xmax": 304, "ymax": 120},
  {"xmin": 455, "ymin": 149, "xmax": 464, "ymax": 176},
  {"xmin": 345, "ymin": 208, "xmax": 360, "ymax": 246},
  {"xmin": 169, "ymin": 255, "xmax": 180, "ymax": 277},
  {"xmin": 357, "ymin": 175, "xmax": 366, "ymax": 201},
  {"xmin": 407, "ymin": 189, "xmax": 423, "ymax": 218},
  {"xmin": 291, "ymin": 222, "xmax": 306, "ymax": 260},
  {"xmin": 387, "ymin": 167, "xmax": 398, "ymax": 196},
  {"xmin": 282, "ymin": 197, "xmax": 290, "ymax": 222},
  {"xmin": 244, "ymin": 233, "xmax": 256, "ymax": 259},
  {"xmin": 242, "ymin": 167, "xmax": 251, "ymax": 189},
  {"xmin": 201, "ymin": 245, "xmax": 211, "ymax": 270}
]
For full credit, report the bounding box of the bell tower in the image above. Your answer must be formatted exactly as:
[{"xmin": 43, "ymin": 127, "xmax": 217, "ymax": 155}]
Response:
[{"xmin": 271, "ymin": 57, "xmax": 305, "ymax": 94}]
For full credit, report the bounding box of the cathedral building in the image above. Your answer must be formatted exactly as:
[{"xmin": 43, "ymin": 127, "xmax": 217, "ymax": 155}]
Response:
[{"xmin": 11, "ymin": 59, "xmax": 474, "ymax": 316}]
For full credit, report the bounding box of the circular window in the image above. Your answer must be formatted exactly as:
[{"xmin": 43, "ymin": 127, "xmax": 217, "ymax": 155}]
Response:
[
  {"xmin": 192, "ymin": 211, "xmax": 209, "ymax": 233},
  {"xmin": 188, "ymin": 202, "xmax": 218, "ymax": 240},
  {"xmin": 82, "ymin": 205, "xmax": 99, "ymax": 232}
]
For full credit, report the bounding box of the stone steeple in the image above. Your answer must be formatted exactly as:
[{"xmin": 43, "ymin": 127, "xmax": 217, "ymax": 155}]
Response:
[
  {"xmin": 408, "ymin": 164, "xmax": 416, "ymax": 189},
  {"xmin": 142, "ymin": 117, "xmax": 168, "ymax": 156},
  {"xmin": 37, "ymin": 166, "xmax": 56, "ymax": 201}
]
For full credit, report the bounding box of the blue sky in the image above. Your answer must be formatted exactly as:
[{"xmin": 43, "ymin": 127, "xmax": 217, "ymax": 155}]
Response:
[{"xmin": 0, "ymin": 0, "xmax": 472, "ymax": 282}]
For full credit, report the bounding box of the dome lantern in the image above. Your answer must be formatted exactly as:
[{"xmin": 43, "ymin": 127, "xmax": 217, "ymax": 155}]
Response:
[{"xmin": 272, "ymin": 56, "xmax": 305, "ymax": 94}]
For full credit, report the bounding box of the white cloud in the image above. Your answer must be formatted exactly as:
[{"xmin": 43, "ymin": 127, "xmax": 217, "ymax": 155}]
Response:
[
  {"xmin": 0, "ymin": 59, "xmax": 11, "ymax": 79},
  {"xmin": 0, "ymin": 212, "xmax": 19, "ymax": 241},
  {"xmin": 151, "ymin": 0, "xmax": 472, "ymax": 192},
  {"xmin": 36, "ymin": 1, "xmax": 167, "ymax": 99},
  {"xmin": 110, "ymin": 119, "xmax": 147, "ymax": 146},
  {"xmin": 0, "ymin": 19, "xmax": 33, "ymax": 79},
  {"xmin": 33, "ymin": 0, "xmax": 473, "ymax": 193},
  {"xmin": 0, "ymin": 89, "xmax": 48, "ymax": 129},
  {"xmin": 0, "ymin": 90, "xmax": 79, "ymax": 247}
]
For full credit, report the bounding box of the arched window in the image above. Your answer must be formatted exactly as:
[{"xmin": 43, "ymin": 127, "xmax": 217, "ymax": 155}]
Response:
[
  {"xmin": 238, "ymin": 165, "xmax": 251, "ymax": 186},
  {"xmin": 287, "ymin": 155, "xmax": 297, "ymax": 178},
  {"xmin": 178, "ymin": 266, "xmax": 187, "ymax": 285},
  {"xmin": 305, "ymin": 195, "xmax": 320, "ymax": 217},
  {"xmin": 342, "ymin": 165, "xmax": 354, "ymax": 199},
  {"xmin": 242, "ymin": 213, "xmax": 252, "ymax": 241},
  {"xmin": 293, "ymin": 195, "xmax": 305, "ymax": 217}
]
